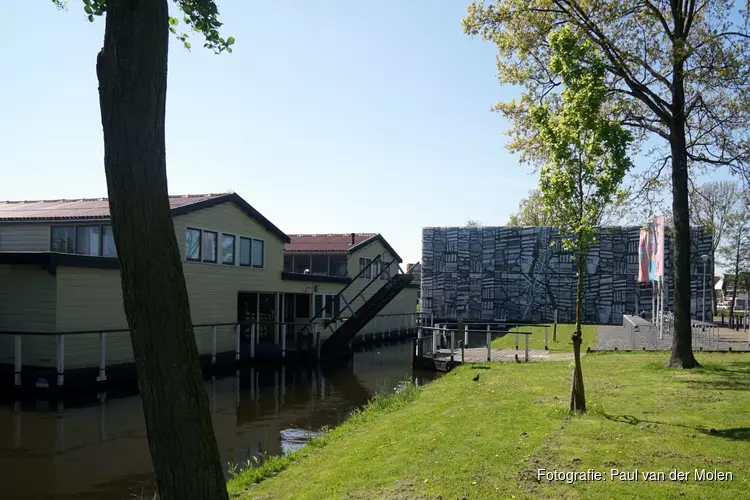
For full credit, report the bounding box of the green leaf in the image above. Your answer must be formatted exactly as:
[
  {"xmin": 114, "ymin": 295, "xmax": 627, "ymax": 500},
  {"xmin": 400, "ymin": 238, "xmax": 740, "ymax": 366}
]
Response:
[
  {"xmin": 169, "ymin": 16, "xmax": 179, "ymax": 26},
  {"xmin": 226, "ymin": 36, "xmax": 235, "ymax": 46},
  {"xmin": 87, "ymin": 14, "xmax": 94, "ymax": 22},
  {"xmin": 84, "ymin": 5, "xmax": 92, "ymax": 14},
  {"xmin": 226, "ymin": 46, "xmax": 232, "ymax": 53}
]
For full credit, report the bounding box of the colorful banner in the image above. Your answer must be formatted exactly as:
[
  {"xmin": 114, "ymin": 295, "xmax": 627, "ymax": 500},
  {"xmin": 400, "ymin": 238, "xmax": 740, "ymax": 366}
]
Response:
[{"xmin": 638, "ymin": 228, "xmax": 650, "ymax": 282}]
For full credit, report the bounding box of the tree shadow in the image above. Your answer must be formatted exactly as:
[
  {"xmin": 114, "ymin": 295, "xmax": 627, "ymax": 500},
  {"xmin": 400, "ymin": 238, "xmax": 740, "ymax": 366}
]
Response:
[
  {"xmin": 469, "ymin": 366, "xmax": 491, "ymax": 370},
  {"xmin": 681, "ymin": 361, "xmax": 750, "ymax": 391},
  {"xmin": 604, "ymin": 414, "xmax": 750, "ymax": 442}
]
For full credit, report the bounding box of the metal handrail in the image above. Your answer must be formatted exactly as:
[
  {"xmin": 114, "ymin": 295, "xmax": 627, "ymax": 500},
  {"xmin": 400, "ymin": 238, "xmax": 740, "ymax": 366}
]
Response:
[
  {"xmin": 0, "ymin": 320, "xmax": 314, "ymax": 337},
  {"xmin": 305, "ymin": 253, "xmax": 402, "ymax": 332}
]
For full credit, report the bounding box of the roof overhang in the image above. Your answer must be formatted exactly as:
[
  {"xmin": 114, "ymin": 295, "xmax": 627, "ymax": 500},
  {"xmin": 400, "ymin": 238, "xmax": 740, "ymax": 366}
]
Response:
[
  {"xmin": 0, "ymin": 252, "xmax": 119, "ymax": 275},
  {"xmin": 348, "ymin": 234, "xmax": 403, "ymax": 263}
]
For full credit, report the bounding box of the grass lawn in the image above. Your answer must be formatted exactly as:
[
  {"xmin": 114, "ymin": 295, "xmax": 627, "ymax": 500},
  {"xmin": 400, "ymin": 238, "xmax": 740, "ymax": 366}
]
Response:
[
  {"xmin": 228, "ymin": 352, "xmax": 750, "ymax": 499},
  {"xmin": 491, "ymin": 323, "xmax": 598, "ymax": 352}
]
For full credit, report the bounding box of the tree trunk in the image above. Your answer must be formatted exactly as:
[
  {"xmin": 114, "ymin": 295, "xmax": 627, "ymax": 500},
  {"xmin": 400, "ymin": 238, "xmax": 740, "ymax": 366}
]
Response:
[
  {"xmin": 96, "ymin": 1, "xmax": 229, "ymax": 499},
  {"xmin": 667, "ymin": 34, "xmax": 700, "ymax": 369},
  {"xmin": 570, "ymin": 243, "xmax": 586, "ymax": 413}
]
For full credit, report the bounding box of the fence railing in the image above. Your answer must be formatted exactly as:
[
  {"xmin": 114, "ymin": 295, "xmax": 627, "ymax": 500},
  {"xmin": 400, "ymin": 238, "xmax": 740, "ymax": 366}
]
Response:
[
  {"xmin": 0, "ymin": 312, "xmax": 425, "ymax": 388},
  {"xmin": 414, "ymin": 324, "xmax": 538, "ymax": 363}
]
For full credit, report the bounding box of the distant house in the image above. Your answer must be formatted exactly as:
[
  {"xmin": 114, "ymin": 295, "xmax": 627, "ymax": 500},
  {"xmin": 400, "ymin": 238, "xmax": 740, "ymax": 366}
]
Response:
[
  {"xmin": 715, "ymin": 273, "xmax": 749, "ymax": 311},
  {"xmin": 407, "ymin": 262, "xmax": 421, "ymax": 302}
]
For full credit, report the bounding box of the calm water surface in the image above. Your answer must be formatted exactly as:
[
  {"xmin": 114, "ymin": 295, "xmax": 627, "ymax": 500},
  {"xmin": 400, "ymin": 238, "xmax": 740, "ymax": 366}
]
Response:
[{"xmin": 0, "ymin": 341, "xmax": 439, "ymax": 500}]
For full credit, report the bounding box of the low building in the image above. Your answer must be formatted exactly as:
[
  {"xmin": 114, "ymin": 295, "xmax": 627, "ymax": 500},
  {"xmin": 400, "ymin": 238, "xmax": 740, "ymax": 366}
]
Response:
[
  {"xmin": 0, "ymin": 193, "xmax": 417, "ymax": 386},
  {"xmin": 421, "ymin": 225, "xmax": 713, "ymax": 324}
]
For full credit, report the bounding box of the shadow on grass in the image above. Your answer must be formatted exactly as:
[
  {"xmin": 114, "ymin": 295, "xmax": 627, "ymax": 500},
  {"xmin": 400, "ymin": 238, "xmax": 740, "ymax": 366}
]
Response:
[
  {"xmin": 604, "ymin": 414, "xmax": 750, "ymax": 442},
  {"xmin": 681, "ymin": 361, "xmax": 750, "ymax": 391},
  {"xmin": 469, "ymin": 366, "xmax": 492, "ymax": 370}
]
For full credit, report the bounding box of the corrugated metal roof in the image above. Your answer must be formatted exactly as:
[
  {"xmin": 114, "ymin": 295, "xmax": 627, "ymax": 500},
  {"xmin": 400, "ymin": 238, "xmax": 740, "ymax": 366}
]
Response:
[
  {"xmin": 0, "ymin": 193, "xmax": 230, "ymax": 221},
  {"xmin": 285, "ymin": 233, "xmax": 377, "ymax": 252}
]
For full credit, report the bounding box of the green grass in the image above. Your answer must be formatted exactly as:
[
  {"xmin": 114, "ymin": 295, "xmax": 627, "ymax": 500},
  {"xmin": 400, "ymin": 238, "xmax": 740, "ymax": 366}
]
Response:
[
  {"xmin": 228, "ymin": 352, "xmax": 750, "ymax": 499},
  {"xmin": 491, "ymin": 323, "xmax": 598, "ymax": 352}
]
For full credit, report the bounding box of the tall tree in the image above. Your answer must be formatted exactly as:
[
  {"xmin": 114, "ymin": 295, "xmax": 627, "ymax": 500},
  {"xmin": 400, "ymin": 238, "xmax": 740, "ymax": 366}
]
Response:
[
  {"xmin": 508, "ymin": 190, "xmax": 554, "ymax": 226},
  {"xmin": 465, "ymin": 219, "xmax": 483, "ymax": 228},
  {"xmin": 53, "ymin": 1, "xmax": 234, "ymax": 498},
  {"xmin": 717, "ymin": 195, "xmax": 750, "ymax": 327},
  {"xmin": 690, "ymin": 180, "xmax": 740, "ymax": 311},
  {"xmin": 531, "ymin": 28, "xmax": 632, "ymax": 412},
  {"xmin": 464, "ymin": 0, "xmax": 750, "ymax": 369}
]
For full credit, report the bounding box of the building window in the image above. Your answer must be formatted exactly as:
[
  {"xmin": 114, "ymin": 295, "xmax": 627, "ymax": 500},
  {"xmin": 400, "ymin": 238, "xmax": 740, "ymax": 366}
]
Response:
[
  {"xmin": 240, "ymin": 237, "xmax": 252, "ymax": 267},
  {"xmin": 372, "ymin": 259, "xmax": 381, "ymax": 279},
  {"xmin": 252, "ymin": 239, "xmax": 264, "ymax": 268},
  {"xmin": 186, "ymin": 228, "xmax": 202, "ymax": 261},
  {"xmin": 329, "ymin": 254, "xmax": 347, "ymax": 277},
  {"xmin": 311, "ymin": 255, "xmax": 329, "ymax": 275},
  {"xmin": 295, "ymin": 293, "xmax": 311, "ymax": 318},
  {"xmin": 315, "ymin": 294, "xmax": 340, "ymax": 319},
  {"xmin": 51, "ymin": 226, "xmax": 75, "ymax": 253},
  {"xmin": 239, "ymin": 237, "xmax": 264, "ymax": 268},
  {"xmin": 102, "ymin": 225, "xmax": 117, "ymax": 257},
  {"xmin": 284, "ymin": 254, "xmax": 294, "ymax": 272},
  {"xmin": 202, "ymin": 230, "xmax": 218, "ymax": 263},
  {"xmin": 221, "ymin": 234, "xmax": 235, "ymax": 265},
  {"xmin": 359, "ymin": 258, "xmax": 372, "ymax": 278},
  {"xmin": 51, "ymin": 224, "xmax": 117, "ymax": 257},
  {"xmin": 383, "ymin": 261, "xmax": 391, "ymax": 280},
  {"xmin": 76, "ymin": 225, "xmax": 101, "ymax": 256},
  {"xmin": 294, "ymin": 254, "xmax": 311, "ymax": 274}
]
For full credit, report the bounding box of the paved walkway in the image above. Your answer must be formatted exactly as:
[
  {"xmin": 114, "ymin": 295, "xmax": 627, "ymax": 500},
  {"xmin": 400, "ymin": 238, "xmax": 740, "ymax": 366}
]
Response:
[
  {"xmin": 596, "ymin": 324, "xmax": 750, "ymax": 351},
  {"xmin": 431, "ymin": 347, "xmax": 573, "ymax": 363}
]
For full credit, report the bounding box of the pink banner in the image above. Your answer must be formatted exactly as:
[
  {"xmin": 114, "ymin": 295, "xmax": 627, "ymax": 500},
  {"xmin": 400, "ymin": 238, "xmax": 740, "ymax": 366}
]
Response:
[{"xmin": 638, "ymin": 228, "xmax": 650, "ymax": 282}]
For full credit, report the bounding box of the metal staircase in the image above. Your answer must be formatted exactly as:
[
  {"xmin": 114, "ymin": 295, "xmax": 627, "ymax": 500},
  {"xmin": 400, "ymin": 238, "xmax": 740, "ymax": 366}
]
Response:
[
  {"xmin": 297, "ymin": 253, "xmax": 414, "ymax": 357},
  {"xmin": 322, "ymin": 272, "xmax": 414, "ymax": 354}
]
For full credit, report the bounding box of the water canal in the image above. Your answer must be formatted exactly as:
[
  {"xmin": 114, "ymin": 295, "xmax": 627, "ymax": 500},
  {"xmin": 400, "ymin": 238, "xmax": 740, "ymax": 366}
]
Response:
[{"xmin": 0, "ymin": 340, "xmax": 439, "ymax": 500}]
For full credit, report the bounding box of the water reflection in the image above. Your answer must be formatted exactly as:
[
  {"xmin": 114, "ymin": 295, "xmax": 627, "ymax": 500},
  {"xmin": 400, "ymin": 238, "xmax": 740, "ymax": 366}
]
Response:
[{"xmin": 0, "ymin": 340, "xmax": 439, "ymax": 500}]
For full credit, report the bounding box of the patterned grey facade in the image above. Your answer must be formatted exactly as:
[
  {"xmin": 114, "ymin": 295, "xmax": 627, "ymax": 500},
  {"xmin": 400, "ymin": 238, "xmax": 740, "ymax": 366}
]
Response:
[{"xmin": 421, "ymin": 226, "xmax": 713, "ymax": 325}]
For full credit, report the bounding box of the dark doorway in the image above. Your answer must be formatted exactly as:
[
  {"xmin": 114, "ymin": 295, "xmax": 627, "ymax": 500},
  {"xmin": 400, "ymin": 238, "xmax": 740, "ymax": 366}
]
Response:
[{"xmin": 258, "ymin": 293, "xmax": 276, "ymax": 342}]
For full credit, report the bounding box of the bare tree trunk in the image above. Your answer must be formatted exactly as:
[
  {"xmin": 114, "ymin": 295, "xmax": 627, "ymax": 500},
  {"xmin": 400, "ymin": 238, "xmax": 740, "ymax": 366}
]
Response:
[
  {"xmin": 570, "ymin": 242, "xmax": 586, "ymax": 413},
  {"xmin": 96, "ymin": 1, "xmax": 228, "ymax": 499},
  {"xmin": 667, "ymin": 31, "xmax": 700, "ymax": 369}
]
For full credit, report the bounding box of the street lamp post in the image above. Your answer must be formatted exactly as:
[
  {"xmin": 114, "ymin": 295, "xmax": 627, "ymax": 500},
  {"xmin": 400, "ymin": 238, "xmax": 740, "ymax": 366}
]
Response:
[{"xmin": 701, "ymin": 254, "xmax": 710, "ymax": 323}]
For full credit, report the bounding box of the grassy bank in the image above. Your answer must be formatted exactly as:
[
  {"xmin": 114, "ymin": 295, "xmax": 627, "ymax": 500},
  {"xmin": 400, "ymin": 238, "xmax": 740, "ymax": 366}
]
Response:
[
  {"xmin": 491, "ymin": 323, "xmax": 598, "ymax": 352},
  {"xmin": 228, "ymin": 352, "xmax": 750, "ymax": 499}
]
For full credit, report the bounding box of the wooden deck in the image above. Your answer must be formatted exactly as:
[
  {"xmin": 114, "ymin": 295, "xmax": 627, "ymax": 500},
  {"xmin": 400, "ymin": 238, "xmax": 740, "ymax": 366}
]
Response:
[{"xmin": 431, "ymin": 347, "xmax": 573, "ymax": 364}]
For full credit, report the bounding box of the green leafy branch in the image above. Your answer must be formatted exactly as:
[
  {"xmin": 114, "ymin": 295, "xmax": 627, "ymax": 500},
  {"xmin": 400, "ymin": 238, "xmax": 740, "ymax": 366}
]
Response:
[{"xmin": 51, "ymin": 0, "xmax": 235, "ymax": 53}]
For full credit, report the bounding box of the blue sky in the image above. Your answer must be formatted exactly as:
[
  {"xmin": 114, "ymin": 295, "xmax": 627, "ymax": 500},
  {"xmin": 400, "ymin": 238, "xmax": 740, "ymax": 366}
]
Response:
[
  {"xmin": 0, "ymin": 0, "xmax": 531, "ymax": 265},
  {"xmin": 0, "ymin": 1, "xmax": 732, "ymax": 268}
]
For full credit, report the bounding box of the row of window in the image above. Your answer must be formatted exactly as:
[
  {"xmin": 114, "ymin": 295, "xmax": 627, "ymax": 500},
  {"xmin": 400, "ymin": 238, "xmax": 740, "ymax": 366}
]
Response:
[
  {"xmin": 185, "ymin": 227, "xmax": 264, "ymax": 268},
  {"xmin": 283, "ymin": 254, "xmax": 349, "ymax": 277},
  {"xmin": 50, "ymin": 225, "xmax": 117, "ymax": 257}
]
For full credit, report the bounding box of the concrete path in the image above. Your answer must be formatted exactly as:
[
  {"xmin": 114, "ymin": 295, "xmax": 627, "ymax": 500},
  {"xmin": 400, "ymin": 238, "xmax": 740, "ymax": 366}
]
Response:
[{"xmin": 595, "ymin": 324, "xmax": 750, "ymax": 351}]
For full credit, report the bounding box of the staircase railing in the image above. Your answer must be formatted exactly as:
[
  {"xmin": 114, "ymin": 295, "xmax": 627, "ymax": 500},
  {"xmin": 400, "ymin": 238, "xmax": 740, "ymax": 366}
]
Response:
[{"xmin": 299, "ymin": 252, "xmax": 396, "ymax": 335}]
